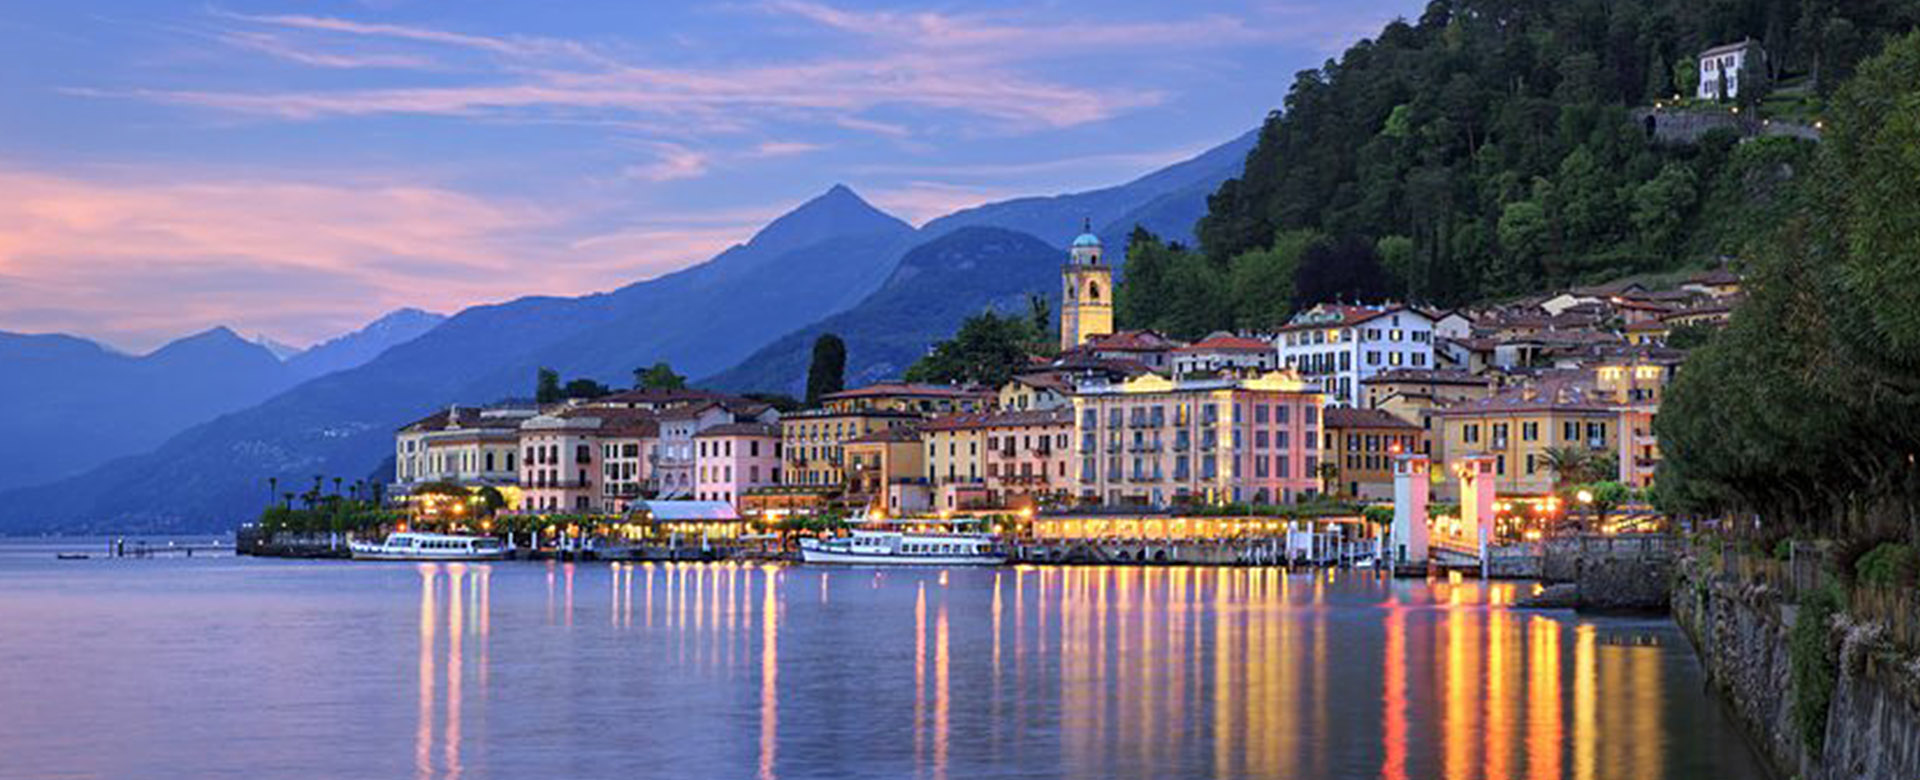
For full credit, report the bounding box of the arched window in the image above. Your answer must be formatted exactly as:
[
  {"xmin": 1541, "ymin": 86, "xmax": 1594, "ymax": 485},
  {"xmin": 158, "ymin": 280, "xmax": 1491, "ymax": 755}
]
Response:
[{"xmin": 1087, "ymin": 281, "xmax": 1101, "ymax": 301}]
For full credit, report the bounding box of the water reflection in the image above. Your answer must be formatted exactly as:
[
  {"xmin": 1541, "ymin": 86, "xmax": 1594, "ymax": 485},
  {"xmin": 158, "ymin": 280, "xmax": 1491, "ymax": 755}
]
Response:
[
  {"xmin": 389, "ymin": 563, "xmax": 1749, "ymax": 780},
  {"xmin": 413, "ymin": 563, "xmax": 492, "ymax": 780}
]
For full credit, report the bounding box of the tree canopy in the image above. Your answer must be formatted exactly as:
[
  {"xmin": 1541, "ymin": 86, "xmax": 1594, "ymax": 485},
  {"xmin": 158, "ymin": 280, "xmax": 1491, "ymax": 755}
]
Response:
[
  {"xmin": 633, "ymin": 362, "xmax": 687, "ymax": 391},
  {"xmin": 903, "ymin": 310, "xmax": 1040, "ymax": 388},
  {"xmin": 805, "ymin": 333, "xmax": 847, "ymax": 407},
  {"xmin": 1655, "ymin": 30, "xmax": 1920, "ymax": 543}
]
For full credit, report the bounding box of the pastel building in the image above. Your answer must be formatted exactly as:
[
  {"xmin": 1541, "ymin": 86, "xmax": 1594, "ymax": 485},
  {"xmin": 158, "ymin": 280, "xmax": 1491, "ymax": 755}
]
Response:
[
  {"xmin": 1170, "ymin": 334, "xmax": 1280, "ymax": 376},
  {"xmin": 1276, "ymin": 304, "xmax": 1436, "ymax": 407},
  {"xmin": 395, "ymin": 405, "xmax": 536, "ymax": 490},
  {"xmin": 518, "ymin": 406, "xmax": 657, "ymax": 514},
  {"xmin": 982, "ymin": 408, "xmax": 1074, "ymax": 509},
  {"xmin": 693, "ymin": 422, "xmax": 783, "ymax": 506},
  {"xmin": 1429, "ymin": 376, "xmax": 1620, "ymax": 498},
  {"xmin": 1070, "ymin": 372, "xmax": 1324, "ymax": 507}
]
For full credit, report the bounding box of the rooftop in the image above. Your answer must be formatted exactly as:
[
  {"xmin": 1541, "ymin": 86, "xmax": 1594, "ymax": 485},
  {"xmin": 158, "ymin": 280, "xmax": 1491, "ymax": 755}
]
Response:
[{"xmin": 1321, "ymin": 407, "xmax": 1421, "ymax": 430}]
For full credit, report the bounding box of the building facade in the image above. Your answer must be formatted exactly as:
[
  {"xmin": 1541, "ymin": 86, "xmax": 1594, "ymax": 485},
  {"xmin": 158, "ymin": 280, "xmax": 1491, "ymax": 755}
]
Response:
[
  {"xmin": 1698, "ymin": 40, "xmax": 1762, "ymax": 100},
  {"xmin": 1277, "ymin": 304, "xmax": 1435, "ymax": 408},
  {"xmin": 693, "ymin": 422, "xmax": 783, "ymax": 506},
  {"xmin": 1170, "ymin": 334, "xmax": 1280, "ymax": 376},
  {"xmin": 1430, "ymin": 381, "xmax": 1621, "ymax": 497},
  {"xmin": 1322, "ymin": 407, "xmax": 1424, "ymax": 501},
  {"xmin": 982, "ymin": 408, "xmax": 1074, "ymax": 509},
  {"xmin": 1070, "ymin": 372, "xmax": 1323, "ymax": 507},
  {"xmin": 395, "ymin": 405, "xmax": 535, "ymax": 490},
  {"xmin": 781, "ymin": 408, "xmax": 921, "ymax": 493}
]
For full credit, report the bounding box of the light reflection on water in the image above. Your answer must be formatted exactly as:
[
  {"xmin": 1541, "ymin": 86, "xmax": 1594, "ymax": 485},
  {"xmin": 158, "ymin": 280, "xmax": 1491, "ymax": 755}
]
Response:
[{"xmin": 0, "ymin": 557, "xmax": 1766, "ymax": 779}]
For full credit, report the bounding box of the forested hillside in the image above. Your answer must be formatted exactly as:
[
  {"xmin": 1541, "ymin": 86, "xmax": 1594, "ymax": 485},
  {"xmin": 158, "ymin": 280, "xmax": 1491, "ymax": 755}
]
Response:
[
  {"xmin": 1120, "ymin": 0, "xmax": 1918, "ymax": 339},
  {"xmin": 1656, "ymin": 31, "xmax": 1920, "ymax": 538}
]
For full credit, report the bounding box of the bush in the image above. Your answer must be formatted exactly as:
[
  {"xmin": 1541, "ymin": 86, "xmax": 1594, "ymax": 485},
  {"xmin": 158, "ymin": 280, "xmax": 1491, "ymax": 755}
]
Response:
[
  {"xmin": 1853, "ymin": 542, "xmax": 1918, "ymax": 588},
  {"xmin": 1773, "ymin": 537, "xmax": 1794, "ymax": 561},
  {"xmin": 1788, "ymin": 585, "xmax": 1841, "ymax": 754}
]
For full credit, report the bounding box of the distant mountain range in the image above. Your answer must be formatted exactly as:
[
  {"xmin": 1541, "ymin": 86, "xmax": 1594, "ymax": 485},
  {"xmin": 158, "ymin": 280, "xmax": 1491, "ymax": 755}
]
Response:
[
  {"xmin": 0, "ymin": 129, "xmax": 1257, "ymax": 533},
  {"xmin": 0, "ymin": 309, "xmax": 441, "ymax": 494}
]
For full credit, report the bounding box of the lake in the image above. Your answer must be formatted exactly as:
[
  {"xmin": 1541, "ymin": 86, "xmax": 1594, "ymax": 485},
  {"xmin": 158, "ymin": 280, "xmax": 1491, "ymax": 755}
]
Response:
[{"xmin": 0, "ymin": 541, "xmax": 1767, "ymax": 779}]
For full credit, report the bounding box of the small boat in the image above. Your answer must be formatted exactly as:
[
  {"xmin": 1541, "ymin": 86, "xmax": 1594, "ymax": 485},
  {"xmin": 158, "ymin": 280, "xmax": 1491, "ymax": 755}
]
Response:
[
  {"xmin": 799, "ymin": 529, "xmax": 1006, "ymax": 566},
  {"xmin": 55, "ymin": 552, "xmax": 90, "ymax": 560},
  {"xmin": 349, "ymin": 532, "xmax": 506, "ymax": 561}
]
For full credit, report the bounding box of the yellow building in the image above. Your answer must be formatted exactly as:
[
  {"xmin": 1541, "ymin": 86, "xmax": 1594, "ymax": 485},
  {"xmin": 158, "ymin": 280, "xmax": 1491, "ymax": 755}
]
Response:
[
  {"xmin": 1430, "ymin": 378, "xmax": 1620, "ymax": 497},
  {"xmin": 1059, "ymin": 223, "xmax": 1114, "ymax": 350},
  {"xmin": 997, "ymin": 373, "xmax": 1073, "ymax": 411},
  {"xmin": 1594, "ymin": 352, "xmax": 1680, "ymax": 489},
  {"xmin": 779, "ymin": 408, "xmax": 920, "ymax": 494},
  {"xmin": 843, "ymin": 426, "xmax": 926, "ymax": 513},
  {"xmin": 921, "ymin": 413, "xmax": 990, "ymax": 509},
  {"xmin": 1321, "ymin": 407, "xmax": 1423, "ymax": 500}
]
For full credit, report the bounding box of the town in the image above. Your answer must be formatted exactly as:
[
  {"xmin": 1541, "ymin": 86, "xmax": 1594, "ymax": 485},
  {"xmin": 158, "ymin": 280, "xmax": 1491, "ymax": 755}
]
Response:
[{"xmin": 278, "ymin": 221, "xmax": 1742, "ymax": 572}]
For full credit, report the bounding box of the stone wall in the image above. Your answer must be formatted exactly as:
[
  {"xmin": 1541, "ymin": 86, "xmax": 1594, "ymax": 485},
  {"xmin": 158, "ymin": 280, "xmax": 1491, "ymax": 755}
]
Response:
[{"xmin": 1675, "ymin": 558, "xmax": 1920, "ymax": 780}]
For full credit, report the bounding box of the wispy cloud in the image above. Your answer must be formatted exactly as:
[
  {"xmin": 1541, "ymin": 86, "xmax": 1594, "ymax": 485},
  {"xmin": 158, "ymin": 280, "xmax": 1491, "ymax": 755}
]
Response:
[
  {"xmin": 622, "ymin": 142, "xmax": 710, "ymax": 182},
  {"xmin": 82, "ymin": 5, "xmax": 1174, "ymax": 134}
]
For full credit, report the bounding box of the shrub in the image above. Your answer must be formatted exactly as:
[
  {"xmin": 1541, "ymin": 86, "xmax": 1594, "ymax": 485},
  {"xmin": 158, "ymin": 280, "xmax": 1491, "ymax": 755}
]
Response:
[
  {"xmin": 1788, "ymin": 585, "xmax": 1841, "ymax": 754},
  {"xmin": 1853, "ymin": 542, "xmax": 1918, "ymax": 588},
  {"xmin": 1773, "ymin": 537, "xmax": 1794, "ymax": 561}
]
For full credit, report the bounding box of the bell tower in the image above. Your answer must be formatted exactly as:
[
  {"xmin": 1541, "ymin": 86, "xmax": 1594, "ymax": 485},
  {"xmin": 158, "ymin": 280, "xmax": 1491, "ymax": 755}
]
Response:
[{"xmin": 1060, "ymin": 219, "xmax": 1114, "ymax": 351}]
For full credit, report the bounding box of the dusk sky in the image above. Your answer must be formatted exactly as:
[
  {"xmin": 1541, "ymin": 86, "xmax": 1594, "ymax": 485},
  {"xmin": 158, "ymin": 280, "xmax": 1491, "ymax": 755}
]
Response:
[{"xmin": 0, "ymin": 1, "xmax": 1416, "ymax": 352}]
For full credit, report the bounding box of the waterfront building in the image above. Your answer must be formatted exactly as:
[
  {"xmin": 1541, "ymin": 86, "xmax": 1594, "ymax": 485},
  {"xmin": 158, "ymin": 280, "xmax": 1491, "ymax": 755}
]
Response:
[
  {"xmin": 1276, "ymin": 304, "xmax": 1435, "ymax": 407},
  {"xmin": 1070, "ymin": 372, "xmax": 1323, "ymax": 507},
  {"xmin": 394, "ymin": 405, "xmax": 536, "ymax": 492},
  {"xmin": 1321, "ymin": 407, "xmax": 1423, "ymax": 501},
  {"xmin": 1059, "ymin": 222, "xmax": 1114, "ymax": 350},
  {"xmin": 842, "ymin": 426, "xmax": 928, "ymax": 514},
  {"xmin": 693, "ymin": 422, "xmax": 783, "ymax": 507},
  {"xmin": 1170, "ymin": 333, "xmax": 1279, "ymax": 376},
  {"xmin": 920, "ymin": 413, "xmax": 990, "ymax": 510},
  {"xmin": 982, "ymin": 408, "xmax": 1074, "ymax": 510},
  {"xmin": 650, "ymin": 400, "xmax": 778, "ymax": 499},
  {"xmin": 1429, "ymin": 375, "xmax": 1620, "ymax": 498},
  {"xmin": 780, "ymin": 407, "xmax": 921, "ymax": 495},
  {"xmin": 518, "ymin": 406, "xmax": 658, "ymax": 514},
  {"xmin": 1361, "ymin": 368, "xmax": 1493, "ymax": 429}
]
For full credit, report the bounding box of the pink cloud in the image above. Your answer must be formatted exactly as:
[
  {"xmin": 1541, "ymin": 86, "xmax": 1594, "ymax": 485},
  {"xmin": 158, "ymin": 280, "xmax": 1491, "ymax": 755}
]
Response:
[{"xmin": 0, "ymin": 166, "xmax": 761, "ymax": 350}]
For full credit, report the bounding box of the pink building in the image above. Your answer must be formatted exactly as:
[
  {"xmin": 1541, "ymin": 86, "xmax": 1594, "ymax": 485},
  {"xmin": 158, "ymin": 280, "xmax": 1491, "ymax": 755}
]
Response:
[
  {"xmin": 518, "ymin": 406, "xmax": 656, "ymax": 514},
  {"xmin": 693, "ymin": 422, "xmax": 783, "ymax": 507},
  {"xmin": 982, "ymin": 408, "xmax": 1073, "ymax": 509}
]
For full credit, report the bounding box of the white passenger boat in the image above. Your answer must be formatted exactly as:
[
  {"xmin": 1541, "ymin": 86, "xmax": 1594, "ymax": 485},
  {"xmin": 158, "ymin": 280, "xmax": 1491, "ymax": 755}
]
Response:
[
  {"xmin": 349, "ymin": 532, "xmax": 506, "ymax": 561},
  {"xmin": 799, "ymin": 529, "xmax": 1006, "ymax": 566}
]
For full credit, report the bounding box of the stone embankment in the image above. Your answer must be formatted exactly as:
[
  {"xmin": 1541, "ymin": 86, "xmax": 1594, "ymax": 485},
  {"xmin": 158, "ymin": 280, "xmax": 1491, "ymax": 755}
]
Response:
[
  {"xmin": 1506, "ymin": 534, "xmax": 1677, "ymax": 610},
  {"xmin": 1674, "ymin": 552, "xmax": 1920, "ymax": 780}
]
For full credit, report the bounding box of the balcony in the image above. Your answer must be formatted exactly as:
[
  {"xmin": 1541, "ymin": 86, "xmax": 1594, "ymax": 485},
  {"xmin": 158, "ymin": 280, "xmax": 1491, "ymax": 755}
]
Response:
[
  {"xmin": 1127, "ymin": 442, "xmax": 1163, "ymax": 454},
  {"xmin": 1172, "ymin": 440, "xmax": 1191, "ymax": 453}
]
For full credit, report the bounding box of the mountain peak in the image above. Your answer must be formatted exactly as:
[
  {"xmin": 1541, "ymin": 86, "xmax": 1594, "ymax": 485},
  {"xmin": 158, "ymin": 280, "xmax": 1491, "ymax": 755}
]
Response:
[{"xmin": 742, "ymin": 184, "xmax": 909, "ymax": 257}]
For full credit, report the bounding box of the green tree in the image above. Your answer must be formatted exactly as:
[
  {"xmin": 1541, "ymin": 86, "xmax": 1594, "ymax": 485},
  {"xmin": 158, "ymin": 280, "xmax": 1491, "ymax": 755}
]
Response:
[
  {"xmin": 634, "ymin": 362, "xmax": 687, "ymax": 391},
  {"xmin": 805, "ymin": 333, "xmax": 847, "ymax": 407},
  {"xmin": 1630, "ymin": 164, "xmax": 1700, "ymax": 261},
  {"xmin": 1116, "ymin": 227, "xmax": 1176, "ymax": 329},
  {"xmin": 1227, "ymin": 231, "xmax": 1313, "ymax": 330},
  {"xmin": 563, "ymin": 378, "xmax": 611, "ymax": 399},
  {"xmin": 1375, "ymin": 234, "xmax": 1417, "ymax": 299},
  {"xmin": 904, "ymin": 310, "xmax": 1036, "ymax": 387},
  {"xmin": 536, "ymin": 367, "xmax": 562, "ymax": 404}
]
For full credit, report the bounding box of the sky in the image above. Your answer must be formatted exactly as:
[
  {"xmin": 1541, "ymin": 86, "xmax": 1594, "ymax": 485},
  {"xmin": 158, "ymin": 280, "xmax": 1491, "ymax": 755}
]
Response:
[{"xmin": 0, "ymin": 1, "xmax": 1417, "ymax": 353}]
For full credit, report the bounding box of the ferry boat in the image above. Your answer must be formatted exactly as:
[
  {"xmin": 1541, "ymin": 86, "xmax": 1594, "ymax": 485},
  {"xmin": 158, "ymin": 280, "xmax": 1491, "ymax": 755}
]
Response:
[
  {"xmin": 349, "ymin": 532, "xmax": 507, "ymax": 561},
  {"xmin": 799, "ymin": 529, "xmax": 1006, "ymax": 566}
]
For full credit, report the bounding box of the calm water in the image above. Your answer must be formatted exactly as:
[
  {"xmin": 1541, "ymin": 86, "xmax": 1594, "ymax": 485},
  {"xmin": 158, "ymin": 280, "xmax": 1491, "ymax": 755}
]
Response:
[{"xmin": 0, "ymin": 541, "xmax": 1767, "ymax": 779}]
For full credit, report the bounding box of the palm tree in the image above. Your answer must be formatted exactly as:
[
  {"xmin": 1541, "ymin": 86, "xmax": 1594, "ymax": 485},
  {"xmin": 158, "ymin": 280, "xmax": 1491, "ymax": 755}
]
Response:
[
  {"xmin": 1541, "ymin": 446, "xmax": 1593, "ymax": 489},
  {"xmin": 267, "ymin": 477, "xmax": 279, "ymax": 508},
  {"xmin": 332, "ymin": 477, "xmax": 344, "ymax": 497}
]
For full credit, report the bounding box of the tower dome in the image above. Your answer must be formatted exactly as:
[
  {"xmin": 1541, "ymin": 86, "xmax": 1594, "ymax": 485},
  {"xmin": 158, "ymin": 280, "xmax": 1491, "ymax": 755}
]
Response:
[{"xmin": 1068, "ymin": 218, "xmax": 1102, "ymax": 264}]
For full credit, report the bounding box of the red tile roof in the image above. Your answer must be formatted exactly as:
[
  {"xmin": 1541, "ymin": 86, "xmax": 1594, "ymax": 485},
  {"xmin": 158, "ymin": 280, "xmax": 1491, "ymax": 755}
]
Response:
[
  {"xmin": 822, "ymin": 382, "xmax": 992, "ymax": 401},
  {"xmin": 1081, "ymin": 329, "xmax": 1180, "ymax": 352}
]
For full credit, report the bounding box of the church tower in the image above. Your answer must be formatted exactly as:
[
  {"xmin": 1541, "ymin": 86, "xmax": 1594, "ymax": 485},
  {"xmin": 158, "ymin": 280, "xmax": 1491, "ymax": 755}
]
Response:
[{"xmin": 1059, "ymin": 219, "xmax": 1114, "ymax": 351}]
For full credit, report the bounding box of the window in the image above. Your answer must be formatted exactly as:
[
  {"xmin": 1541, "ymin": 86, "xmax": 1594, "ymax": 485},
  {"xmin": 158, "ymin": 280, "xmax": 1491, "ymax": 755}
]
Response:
[
  {"xmin": 1465, "ymin": 424, "xmax": 1480, "ymax": 444},
  {"xmin": 1522, "ymin": 422, "xmax": 1539, "ymax": 442}
]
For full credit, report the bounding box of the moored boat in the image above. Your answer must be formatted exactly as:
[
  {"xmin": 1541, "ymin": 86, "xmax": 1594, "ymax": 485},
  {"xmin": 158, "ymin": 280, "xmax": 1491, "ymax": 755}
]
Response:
[
  {"xmin": 349, "ymin": 532, "xmax": 506, "ymax": 561},
  {"xmin": 799, "ymin": 529, "xmax": 1005, "ymax": 566}
]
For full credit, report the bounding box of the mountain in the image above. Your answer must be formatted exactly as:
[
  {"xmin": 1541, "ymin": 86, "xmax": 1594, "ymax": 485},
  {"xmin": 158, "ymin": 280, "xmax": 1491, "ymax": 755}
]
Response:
[
  {"xmin": 253, "ymin": 336, "xmax": 304, "ymax": 361},
  {"xmin": 286, "ymin": 308, "xmax": 447, "ymax": 380},
  {"xmin": 919, "ymin": 129, "xmax": 1256, "ymax": 248},
  {"xmin": 0, "ymin": 185, "xmax": 916, "ymax": 533},
  {"xmin": 0, "ymin": 131, "xmax": 1258, "ymax": 533},
  {"xmin": 0, "ymin": 327, "xmax": 294, "ymax": 492},
  {"xmin": 705, "ymin": 227, "xmax": 1063, "ymax": 395}
]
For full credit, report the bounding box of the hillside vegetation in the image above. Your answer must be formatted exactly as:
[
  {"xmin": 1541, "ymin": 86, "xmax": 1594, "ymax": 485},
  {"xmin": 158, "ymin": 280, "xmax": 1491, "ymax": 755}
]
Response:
[{"xmin": 1119, "ymin": 0, "xmax": 1917, "ymax": 339}]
